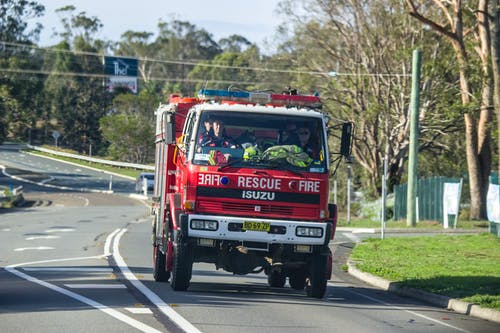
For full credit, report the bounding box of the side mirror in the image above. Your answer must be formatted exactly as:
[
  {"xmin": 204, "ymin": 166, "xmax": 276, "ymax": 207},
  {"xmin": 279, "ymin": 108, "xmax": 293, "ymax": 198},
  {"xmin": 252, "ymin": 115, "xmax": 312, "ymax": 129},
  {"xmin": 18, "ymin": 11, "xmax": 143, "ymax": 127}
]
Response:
[
  {"xmin": 163, "ymin": 111, "xmax": 175, "ymax": 144},
  {"xmin": 340, "ymin": 122, "xmax": 353, "ymax": 157}
]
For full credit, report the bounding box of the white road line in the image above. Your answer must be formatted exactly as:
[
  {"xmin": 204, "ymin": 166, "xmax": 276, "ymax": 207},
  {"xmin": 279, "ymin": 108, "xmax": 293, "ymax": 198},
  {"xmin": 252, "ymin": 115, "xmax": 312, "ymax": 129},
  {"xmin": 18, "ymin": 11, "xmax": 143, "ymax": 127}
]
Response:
[
  {"xmin": 125, "ymin": 308, "xmax": 153, "ymax": 314},
  {"xmin": 342, "ymin": 287, "xmax": 472, "ymax": 333},
  {"xmin": 25, "ymin": 235, "xmax": 60, "ymax": 240},
  {"xmin": 113, "ymin": 228, "xmax": 203, "ymax": 333},
  {"xmin": 5, "ymin": 236, "xmax": 163, "ymax": 333},
  {"xmin": 104, "ymin": 228, "xmax": 121, "ymax": 257},
  {"xmin": 342, "ymin": 232, "xmax": 361, "ymax": 243},
  {"xmin": 23, "ymin": 267, "xmax": 113, "ymax": 272},
  {"xmin": 14, "ymin": 246, "xmax": 55, "ymax": 251},
  {"xmin": 45, "ymin": 228, "xmax": 74, "ymax": 233},
  {"xmin": 65, "ymin": 284, "xmax": 127, "ymax": 289}
]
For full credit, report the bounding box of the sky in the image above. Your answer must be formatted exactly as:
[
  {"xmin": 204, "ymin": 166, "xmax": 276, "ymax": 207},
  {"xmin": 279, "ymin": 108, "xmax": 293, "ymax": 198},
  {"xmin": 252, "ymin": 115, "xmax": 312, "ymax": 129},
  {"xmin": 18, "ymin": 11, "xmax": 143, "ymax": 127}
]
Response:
[{"xmin": 33, "ymin": 0, "xmax": 285, "ymax": 53}]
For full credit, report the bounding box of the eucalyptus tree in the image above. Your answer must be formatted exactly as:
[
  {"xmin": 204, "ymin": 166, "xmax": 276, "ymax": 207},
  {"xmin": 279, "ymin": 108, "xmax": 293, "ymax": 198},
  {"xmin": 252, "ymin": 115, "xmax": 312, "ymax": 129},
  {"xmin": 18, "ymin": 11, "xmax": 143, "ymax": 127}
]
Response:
[
  {"xmin": 405, "ymin": 0, "xmax": 495, "ymax": 219},
  {"xmin": 218, "ymin": 34, "xmax": 252, "ymax": 53},
  {"xmin": 0, "ymin": 0, "xmax": 45, "ymax": 143},
  {"xmin": 155, "ymin": 19, "xmax": 222, "ymax": 96},
  {"xmin": 277, "ymin": 0, "xmax": 464, "ymax": 198},
  {"xmin": 112, "ymin": 30, "xmax": 165, "ymax": 94},
  {"xmin": 99, "ymin": 90, "xmax": 159, "ymax": 163},
  {"xmin": 43, "ymin": 6, "xmax": 108, "ymax": 153}
]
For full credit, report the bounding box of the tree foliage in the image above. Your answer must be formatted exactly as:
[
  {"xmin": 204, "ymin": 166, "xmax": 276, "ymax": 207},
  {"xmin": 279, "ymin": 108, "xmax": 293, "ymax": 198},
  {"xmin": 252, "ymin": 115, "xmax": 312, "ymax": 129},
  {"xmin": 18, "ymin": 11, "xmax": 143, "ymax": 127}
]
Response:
[
  {"xmin": 277, "ymin": 0, "xmax": 465, "ymax": 197},
  {"xmin": 0, "ymin": 0, "xmax": 497, "ymax": 212}
]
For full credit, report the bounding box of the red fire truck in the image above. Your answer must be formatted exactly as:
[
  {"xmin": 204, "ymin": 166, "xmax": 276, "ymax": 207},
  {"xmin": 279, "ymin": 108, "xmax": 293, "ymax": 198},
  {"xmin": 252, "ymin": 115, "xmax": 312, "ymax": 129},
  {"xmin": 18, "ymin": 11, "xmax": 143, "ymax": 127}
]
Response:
[{"xmin": 151, "ymin": 88, "xmax": 352, "ymax": 298}]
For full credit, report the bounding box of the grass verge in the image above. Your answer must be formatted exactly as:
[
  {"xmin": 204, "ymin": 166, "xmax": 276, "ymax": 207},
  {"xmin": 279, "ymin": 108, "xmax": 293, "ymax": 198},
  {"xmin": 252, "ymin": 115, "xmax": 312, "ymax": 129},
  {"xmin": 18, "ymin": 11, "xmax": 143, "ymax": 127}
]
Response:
[
  {"xmin": 350, "ymin": 233, "xmax": 500, "ymax": 310},
  {"xmin": 26, "ymin": 149, "xmax": 146, "ymax": 179}
]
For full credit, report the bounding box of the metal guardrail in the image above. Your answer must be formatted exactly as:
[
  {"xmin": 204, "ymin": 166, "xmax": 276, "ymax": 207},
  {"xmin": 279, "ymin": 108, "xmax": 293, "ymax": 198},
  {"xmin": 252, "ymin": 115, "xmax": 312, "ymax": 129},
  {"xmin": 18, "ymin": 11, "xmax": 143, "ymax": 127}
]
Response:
[{"xmin": 27, "ymin": 145, "xmax": 154, "ymax": 171}]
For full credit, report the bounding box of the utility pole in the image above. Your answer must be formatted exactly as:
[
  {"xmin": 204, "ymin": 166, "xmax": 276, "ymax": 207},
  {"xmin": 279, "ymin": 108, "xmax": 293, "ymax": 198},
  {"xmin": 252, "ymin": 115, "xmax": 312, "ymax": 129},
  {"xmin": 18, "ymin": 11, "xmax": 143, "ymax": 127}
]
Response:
[{"xmin": 407, "ymin": 49, "xmax": 422, "ymax": 227}]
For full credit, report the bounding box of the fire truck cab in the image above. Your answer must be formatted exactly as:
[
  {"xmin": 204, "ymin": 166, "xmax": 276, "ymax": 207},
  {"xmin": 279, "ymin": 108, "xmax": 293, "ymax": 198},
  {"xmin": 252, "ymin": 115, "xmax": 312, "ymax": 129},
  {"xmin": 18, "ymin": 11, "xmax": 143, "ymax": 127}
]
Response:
[{"xmin": 151, "ymin": 89, "xmax": 352, "ymax": 298}]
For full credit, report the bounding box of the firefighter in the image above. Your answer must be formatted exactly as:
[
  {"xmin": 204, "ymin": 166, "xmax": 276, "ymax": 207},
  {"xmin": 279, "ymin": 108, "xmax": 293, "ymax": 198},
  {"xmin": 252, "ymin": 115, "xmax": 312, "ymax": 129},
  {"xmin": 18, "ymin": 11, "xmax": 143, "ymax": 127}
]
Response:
[
  {"xmin": 201, "ymin": 118, "xmax": 236, "ymax": 148},
  {"xmin": 198, "ymin": 118, "xmax": 214, "ymax": 146},
  {"xmin": 297, "ymin": 125, "xmax": 318, "ymax": 159},
  {"xmin": 280, "ymin": 122, "xmax": 300, "ymax": 146}
]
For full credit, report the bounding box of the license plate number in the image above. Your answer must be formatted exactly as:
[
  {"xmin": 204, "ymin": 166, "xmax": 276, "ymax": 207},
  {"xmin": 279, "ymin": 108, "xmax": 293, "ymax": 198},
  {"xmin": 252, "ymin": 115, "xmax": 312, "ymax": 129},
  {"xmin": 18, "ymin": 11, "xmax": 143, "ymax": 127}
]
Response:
[{"xmin": 243, "ymin": 221, "xmax": 270, "ymax": 232}]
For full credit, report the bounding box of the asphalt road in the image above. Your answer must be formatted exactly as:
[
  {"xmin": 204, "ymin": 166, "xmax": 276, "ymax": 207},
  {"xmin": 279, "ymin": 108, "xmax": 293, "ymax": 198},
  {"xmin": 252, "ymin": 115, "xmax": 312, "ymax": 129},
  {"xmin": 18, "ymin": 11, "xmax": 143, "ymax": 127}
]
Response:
[{"xmin": 1, "ymin": 144, "xmax": 498, "ymax": 333}]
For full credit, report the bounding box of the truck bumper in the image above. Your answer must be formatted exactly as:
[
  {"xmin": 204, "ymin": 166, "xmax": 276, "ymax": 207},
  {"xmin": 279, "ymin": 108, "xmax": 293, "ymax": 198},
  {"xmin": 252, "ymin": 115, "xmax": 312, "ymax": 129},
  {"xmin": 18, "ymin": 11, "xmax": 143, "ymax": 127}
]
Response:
[{"xmin": 180, "ymin": 214, "xmax": 331, "ymax": 246}]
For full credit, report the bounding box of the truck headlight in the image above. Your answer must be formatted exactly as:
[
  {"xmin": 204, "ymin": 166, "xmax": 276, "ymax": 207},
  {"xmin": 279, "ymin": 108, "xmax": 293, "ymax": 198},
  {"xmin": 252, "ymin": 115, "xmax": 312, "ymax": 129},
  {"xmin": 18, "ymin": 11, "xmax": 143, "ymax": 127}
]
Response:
[
  {"xmin": 191, "ymin": 219, "xmax": 218, "ymax": 231},
  {"xmin": 296, "ymin": 226, "xmax": 323, "ymax": 238}
]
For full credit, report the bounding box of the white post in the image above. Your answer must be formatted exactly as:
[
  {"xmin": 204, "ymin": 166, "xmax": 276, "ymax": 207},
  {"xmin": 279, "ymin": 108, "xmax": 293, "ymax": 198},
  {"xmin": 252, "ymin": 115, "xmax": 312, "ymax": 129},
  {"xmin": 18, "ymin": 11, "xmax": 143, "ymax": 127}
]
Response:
[
  {"xmin": 381, "ymin": 157, "xmax": 387, "ymax": 239},
  {"xmin": 109, "ymin": 175, "xmax": 113, "ymax": 191},
  {"xmin": 334, "ymin": 176, "xmax": 337, "ymax": 205},
  {"xmin": 347, "ymin": 164, "xmax": 351, "ymax": 224},
  {"xmin": 143, "ymin": 177, "xmax": 148, "ymax": 195}
]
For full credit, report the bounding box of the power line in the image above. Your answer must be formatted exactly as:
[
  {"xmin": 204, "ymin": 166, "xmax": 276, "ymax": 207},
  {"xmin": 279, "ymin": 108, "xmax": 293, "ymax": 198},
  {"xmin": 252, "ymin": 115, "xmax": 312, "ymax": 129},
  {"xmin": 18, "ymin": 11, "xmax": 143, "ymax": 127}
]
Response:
[
  {"xmin": 0, "ymin": 40, "xmax": 411, "ymax": 78},
  {"xmin": 0, "ymin": 67, "xmax": 260, "ymax": 85}
]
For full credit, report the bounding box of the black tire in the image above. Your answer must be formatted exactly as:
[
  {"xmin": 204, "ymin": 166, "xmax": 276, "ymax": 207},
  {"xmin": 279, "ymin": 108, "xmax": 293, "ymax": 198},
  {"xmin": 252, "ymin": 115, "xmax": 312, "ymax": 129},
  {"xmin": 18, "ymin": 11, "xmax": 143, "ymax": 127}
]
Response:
[
  {"xmin": 306, "ymin": 255, "xmax": 328, "ymax": 298},
  {"xmin": 289, "ymin": 269, "xmax": 307, "ymax": 290},
  {"xmin": 170, "ymin": 243, "xmax": 192, "ymax": 291},
  {"xmin": 267, "ymin": 269, "xmax": 286, "ymax": 288},
  {"xmin": 153, "ymin": 244, "xmax": 170, "ymax": 282}
]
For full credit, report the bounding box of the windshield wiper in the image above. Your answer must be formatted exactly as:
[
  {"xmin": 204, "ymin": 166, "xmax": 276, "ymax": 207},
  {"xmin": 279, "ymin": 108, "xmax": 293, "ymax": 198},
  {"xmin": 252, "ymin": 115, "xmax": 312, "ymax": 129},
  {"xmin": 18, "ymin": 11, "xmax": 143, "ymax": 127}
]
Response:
[
  {"xmin": 217, "ymin": 157, "xmax": 244, "ymax": 171},
  {"xmin": 267, "ymin": 160, "xmax": 305, "ymax": 178}
]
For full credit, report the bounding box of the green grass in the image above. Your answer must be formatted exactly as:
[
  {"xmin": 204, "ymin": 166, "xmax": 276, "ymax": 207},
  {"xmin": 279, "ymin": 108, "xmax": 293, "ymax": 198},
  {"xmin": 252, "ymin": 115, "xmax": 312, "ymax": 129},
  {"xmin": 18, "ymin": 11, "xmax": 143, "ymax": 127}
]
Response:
[
  {"xmin": 350, "ymin": 233, "xmax": 500, "ymax": 310},
  {"xmin": 26, "ymin": 149, "xmax": 147, "ymax": 179}
]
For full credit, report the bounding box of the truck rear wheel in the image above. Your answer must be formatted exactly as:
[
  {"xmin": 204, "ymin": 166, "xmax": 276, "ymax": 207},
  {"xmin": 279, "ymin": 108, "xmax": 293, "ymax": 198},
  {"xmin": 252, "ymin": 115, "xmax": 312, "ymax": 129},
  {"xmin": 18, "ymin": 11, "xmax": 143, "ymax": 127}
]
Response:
[
  {"xmin": 267, "ymin": 269, "xmax": 286, "ymax": 288},
  {"xmin": 289, "ymin": 269, "xmax": 307, "ymax": 290},
  {"xmin": 170, "ymin": 243, "xmax": 193, "ymax": 291},
  {"xmin": 153, "ymin": 244, "xmax": 170, "ymax": 282},
  {"xmin": 306, "ymin": 255, "xmax": 328, "ymax": 298}
]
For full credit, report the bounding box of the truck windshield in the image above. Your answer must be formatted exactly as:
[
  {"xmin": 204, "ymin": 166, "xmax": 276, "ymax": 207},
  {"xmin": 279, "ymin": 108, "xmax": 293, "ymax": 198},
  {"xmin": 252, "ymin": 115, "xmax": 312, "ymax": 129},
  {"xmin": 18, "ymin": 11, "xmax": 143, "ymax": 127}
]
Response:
[{"xmin": 192, "ymin": 111, "xmax": 327, "ymax": 173}]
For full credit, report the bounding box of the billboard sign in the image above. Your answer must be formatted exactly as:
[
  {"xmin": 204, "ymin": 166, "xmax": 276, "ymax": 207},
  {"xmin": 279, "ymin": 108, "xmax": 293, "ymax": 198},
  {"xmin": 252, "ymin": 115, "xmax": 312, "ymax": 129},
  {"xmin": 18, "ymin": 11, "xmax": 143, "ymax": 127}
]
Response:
[{"xmin": 104, "ymin": 56, "xmax": 138, "ymax": 93}]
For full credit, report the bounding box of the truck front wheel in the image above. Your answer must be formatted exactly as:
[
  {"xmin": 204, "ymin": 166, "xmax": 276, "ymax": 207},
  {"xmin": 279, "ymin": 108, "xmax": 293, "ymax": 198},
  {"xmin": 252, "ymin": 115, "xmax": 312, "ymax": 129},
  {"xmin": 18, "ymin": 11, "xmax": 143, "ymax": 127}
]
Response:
[
  {"xmin": 289, "ymin": 269, "xmax": 307, "ymax": 290},
  {"xmin": 170, "ymin": 243, "xmax": 193, "ymax": 291},
  {"xmin": 153, "ymin": 244, "xmax": 170, "ymax": 282},
  {"xmin": 306, "ymin": 254, "xmax": 328, "ymax": 298},
  {"xmin": 267, "ymin": 268, "xmax": 286, "ymax": 288}
]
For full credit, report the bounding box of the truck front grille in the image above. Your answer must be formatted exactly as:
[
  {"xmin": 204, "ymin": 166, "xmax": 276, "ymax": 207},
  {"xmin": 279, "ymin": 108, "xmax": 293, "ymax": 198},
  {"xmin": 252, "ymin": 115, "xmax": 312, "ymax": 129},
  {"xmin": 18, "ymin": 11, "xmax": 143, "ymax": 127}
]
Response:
[{"xmin": 198, "ymin": 200, "xmax": 317, "ymax": 219}]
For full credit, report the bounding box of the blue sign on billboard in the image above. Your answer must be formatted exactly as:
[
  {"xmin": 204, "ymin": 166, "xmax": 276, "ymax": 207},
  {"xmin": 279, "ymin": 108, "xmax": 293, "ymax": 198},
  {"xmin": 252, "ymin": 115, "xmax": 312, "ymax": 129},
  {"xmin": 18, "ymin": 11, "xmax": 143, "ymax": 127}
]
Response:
[{"xmin": 104, "ymin": 56, "xmax": 138, "ymax": 77}]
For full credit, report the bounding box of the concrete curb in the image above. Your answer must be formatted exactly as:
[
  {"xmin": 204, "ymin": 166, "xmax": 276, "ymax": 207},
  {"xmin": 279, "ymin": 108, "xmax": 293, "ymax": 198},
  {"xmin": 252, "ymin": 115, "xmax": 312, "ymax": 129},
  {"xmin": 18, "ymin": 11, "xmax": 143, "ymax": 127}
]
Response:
[{"xmin": 347, "ymin": 260, "xmax": 500, "ymax": 324}]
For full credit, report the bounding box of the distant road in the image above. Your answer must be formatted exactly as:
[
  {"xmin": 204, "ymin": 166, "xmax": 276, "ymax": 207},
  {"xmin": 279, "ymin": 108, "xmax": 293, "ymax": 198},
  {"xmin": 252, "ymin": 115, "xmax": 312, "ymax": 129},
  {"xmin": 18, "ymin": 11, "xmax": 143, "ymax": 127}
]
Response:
[{"xmin": 0, "ymin": 143, "xmax": 135, "ymax": 194}]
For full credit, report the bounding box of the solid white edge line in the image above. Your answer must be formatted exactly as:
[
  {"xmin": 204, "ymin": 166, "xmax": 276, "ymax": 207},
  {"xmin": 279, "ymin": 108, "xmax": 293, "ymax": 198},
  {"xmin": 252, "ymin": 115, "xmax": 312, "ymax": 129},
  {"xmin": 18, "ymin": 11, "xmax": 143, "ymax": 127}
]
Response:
[
  {"xmin": 4, "ymin": 230, "xmax": 163, "ymax": 333},
  {"xmin": 113, "ymin": 228, "xmax": 203, "ymax": 333},
  {"xmin": 104, "ymin": 228, "xmax": 121, "ymax": 257},
  {"xmin": 340, "ymin": 287, "xmax": 472, "ymax": 333}
]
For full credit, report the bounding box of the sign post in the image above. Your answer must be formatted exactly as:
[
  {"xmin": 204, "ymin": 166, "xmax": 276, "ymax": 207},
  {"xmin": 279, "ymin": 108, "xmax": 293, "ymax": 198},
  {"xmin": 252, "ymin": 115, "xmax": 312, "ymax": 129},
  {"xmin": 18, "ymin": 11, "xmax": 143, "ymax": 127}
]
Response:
[{"xmin": 52, "ymin": 130, "xmax": 60, "ymax": 147}]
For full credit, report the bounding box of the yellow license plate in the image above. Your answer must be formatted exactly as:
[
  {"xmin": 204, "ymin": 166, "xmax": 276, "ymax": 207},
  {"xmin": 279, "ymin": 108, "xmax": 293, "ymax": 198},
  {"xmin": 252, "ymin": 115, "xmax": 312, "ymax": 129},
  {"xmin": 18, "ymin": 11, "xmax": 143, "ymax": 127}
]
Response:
[{"xmin": 243, "ymin": 221, "xmax": 271, "ymax": 232}]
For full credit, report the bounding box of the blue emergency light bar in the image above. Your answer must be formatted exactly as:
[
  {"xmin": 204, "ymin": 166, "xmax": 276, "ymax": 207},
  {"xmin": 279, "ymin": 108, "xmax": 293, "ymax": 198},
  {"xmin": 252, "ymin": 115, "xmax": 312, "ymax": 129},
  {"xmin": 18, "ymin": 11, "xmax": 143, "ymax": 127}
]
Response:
[{"xmin": 198, "ymin": 89, "xmax": 322, "ymax": 109}]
